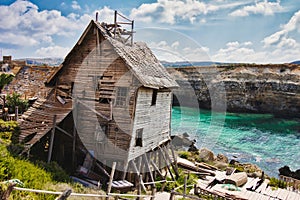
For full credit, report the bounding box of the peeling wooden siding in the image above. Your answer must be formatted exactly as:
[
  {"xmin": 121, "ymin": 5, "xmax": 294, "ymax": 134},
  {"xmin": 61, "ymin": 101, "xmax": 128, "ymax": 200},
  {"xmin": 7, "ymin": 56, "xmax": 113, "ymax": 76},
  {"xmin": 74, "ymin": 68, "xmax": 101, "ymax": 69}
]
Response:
[{"xmin": 128, "ymin": 87, "xmax": 172, "ymax": 161}]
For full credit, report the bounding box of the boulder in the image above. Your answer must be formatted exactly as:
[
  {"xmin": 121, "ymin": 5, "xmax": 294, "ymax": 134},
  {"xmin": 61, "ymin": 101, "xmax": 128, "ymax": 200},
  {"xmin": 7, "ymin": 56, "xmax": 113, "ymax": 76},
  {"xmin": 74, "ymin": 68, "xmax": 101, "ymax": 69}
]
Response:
[
  {"xmin": 279, "ymin": 166, "xmax": 300, "ymax": 180},
  {"xmin": 213, "ymin": 161, "xmax": 228, "ymax": 170},
  {"xmin": 198, "ymin": 148, "xmax": 215, "ymax": 162},
  {"xmin": 188, "ymin": 143, "xmax": 198, "ymax": 152},
  {"xmin": 216, "ymin": 153, "xmax": 228, "ymax": 163},
  {"xmin": 171, "ymin": 135, "xmax": 193, "ymax": 148},
  {"xmin": 279, "ymin": 165, "xmax": 293, "ymax": 177},
  {"xmin": 229, "ymin": 160, "xmax": 263, "ymax": 178}
]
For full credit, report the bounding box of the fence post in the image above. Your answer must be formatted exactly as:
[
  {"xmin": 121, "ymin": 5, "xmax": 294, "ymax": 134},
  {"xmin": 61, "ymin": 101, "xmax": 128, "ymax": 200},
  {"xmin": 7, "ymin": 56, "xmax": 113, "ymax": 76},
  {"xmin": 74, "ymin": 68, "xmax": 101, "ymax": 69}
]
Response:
[
  {"xmin": 55, "ymin": 189, "xmax": 72, "ymax": 200},
  {"xmin": 169, "ymin": 190, "xmax": 175, "ymax": 200},
  {"xmin": 150, "ymin": 186, "xmax": 156, "ymax": 200},
  {"xmin": 137, "ymin": 175, "xmax": 142, "ymax": 200},
  {"xmin": 106, "ymin": 162, "xmax": 117, "ymax": 200},
  {"xmin": 47, "ymin": 115, "xmax": 57, "ymax": 163},
  {"xmin": 15, "ymin": 106, "xmax": 18, "ymax": 121},
  {"xmin": 0, "ymin": 183, "xmax": 16, "ymax": 200},
  {"xmin": 183, "ymin": 175, "xmax": 187, "ymax": 199}
]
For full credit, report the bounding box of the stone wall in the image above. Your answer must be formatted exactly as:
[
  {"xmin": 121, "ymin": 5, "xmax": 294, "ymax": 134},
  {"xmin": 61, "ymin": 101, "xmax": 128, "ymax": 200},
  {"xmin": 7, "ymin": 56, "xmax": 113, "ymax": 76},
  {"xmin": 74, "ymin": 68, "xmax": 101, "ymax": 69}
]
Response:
[{"xmin": 168, "ymin": 64, "xmax": 300, "ymax": 117}]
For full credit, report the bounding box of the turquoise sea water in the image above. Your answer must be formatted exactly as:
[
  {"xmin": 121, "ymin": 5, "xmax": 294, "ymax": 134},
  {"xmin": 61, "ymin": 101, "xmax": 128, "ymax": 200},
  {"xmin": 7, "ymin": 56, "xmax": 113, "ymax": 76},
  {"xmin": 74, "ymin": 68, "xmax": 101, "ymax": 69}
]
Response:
[{"xmin": 171, "ymin": 106, "xmax": 300, "ymax": 177}]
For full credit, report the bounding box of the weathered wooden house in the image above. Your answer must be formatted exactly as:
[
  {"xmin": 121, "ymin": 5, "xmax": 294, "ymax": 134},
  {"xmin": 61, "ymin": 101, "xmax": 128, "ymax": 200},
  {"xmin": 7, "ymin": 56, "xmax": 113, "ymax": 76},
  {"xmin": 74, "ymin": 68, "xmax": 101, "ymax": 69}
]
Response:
[{"xmin": 19, "ymin": 13, "xmax": 178, "ymax": 187}]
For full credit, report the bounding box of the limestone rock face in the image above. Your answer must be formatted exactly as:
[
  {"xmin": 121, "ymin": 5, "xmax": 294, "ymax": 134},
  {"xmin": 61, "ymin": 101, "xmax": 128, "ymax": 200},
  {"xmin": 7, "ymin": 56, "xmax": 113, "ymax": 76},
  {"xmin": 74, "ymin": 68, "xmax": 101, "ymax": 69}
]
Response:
[{"xmin": 168, "ymin": 64, "xmax": 300, "ymax": 117}]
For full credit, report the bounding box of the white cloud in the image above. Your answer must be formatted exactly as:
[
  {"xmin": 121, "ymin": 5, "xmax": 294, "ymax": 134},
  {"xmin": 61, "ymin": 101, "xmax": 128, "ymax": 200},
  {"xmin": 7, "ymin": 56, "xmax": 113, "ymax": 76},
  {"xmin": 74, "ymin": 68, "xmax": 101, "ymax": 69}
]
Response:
[
  {"xmin": 0, "ymin": 0, "xmax": 91, "ymax": 47},
  {"xmin": 263, "ymin": 10, "xmax": 300, "ymax": 47},
  {"xmin": 212, "ymin": 39, "xmax": 300, "ymax": 63},
  {"xmin": 71, "ymin": 1, "xmax": 81, "ymax": 10},
  {"xmin": 148, "ymin": 40, "xmax": 210, "ymax": 62},
  {"xmin": 258, "ymin": 10, "xmax": 300, "ymax": 63},
  {"xmin": 35, "ymin": 45, "xmax": 70, "ymax": 58},
  {"xmin": 130, "ymin": 0, "xmax": 233, "ymax": 24},
  {"xmin": 212, "ymin": 41, "xmax": 267, "ymax": 63},
  {"xmin": 95, "ymin": 6, "xmax": 115, "ymax": 23},
  {"xmin": 230, "ymin": 0, "xmax": 284, "ymax": 17}
]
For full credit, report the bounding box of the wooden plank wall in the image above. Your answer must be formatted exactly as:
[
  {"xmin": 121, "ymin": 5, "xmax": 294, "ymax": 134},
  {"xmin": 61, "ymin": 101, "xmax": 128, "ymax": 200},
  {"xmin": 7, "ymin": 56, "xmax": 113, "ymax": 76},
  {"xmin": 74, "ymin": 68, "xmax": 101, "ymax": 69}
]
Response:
[
  {"xmin": 128, "ymin": 87, "xmax": 172, "ymax": 161},
  {"xmin": 54, "ymin": 23, "xmax": 141, "ymax": 162}
]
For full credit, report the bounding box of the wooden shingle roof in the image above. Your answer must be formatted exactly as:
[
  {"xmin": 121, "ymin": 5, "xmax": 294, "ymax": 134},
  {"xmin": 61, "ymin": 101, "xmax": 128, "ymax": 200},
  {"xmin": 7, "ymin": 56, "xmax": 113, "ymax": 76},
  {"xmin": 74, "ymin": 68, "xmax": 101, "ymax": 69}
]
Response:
[{"xmin": 48, "ymin": 20, "xmax": 178, "ymax": 89}]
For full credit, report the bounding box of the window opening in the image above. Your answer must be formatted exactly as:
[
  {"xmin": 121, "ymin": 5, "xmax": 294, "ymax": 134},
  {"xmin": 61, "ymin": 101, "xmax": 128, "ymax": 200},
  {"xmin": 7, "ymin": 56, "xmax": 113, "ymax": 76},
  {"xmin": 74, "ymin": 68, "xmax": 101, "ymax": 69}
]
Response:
[
  {"xmin": 135, "ymin": 128, "xmax": 143, "ymax": 147},
  {"xmin": 115, "ymin": 87, "xmax": 128, "ymax": 106},
  {"xmin": 151, "ymin": 89, "xmax": 158, "ymax": 106}
]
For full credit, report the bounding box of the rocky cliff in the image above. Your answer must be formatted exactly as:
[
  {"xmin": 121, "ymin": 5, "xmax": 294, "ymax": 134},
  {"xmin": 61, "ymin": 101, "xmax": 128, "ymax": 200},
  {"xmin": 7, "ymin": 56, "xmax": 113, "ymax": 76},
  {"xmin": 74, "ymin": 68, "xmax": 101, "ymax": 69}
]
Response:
[{"xmin": 167, "ymin": 64, "xmax": 300, "ymax": 118}]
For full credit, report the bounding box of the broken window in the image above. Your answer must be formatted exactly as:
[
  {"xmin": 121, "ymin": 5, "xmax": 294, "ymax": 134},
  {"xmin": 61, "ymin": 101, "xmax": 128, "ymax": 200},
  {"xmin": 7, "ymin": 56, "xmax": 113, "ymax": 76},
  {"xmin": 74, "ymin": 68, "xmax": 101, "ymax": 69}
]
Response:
[
  {"xmin": 115, "ymin": 87, "xmax": 128, "ymax": 106},
  {"xmin": 99, "ymin": 97, "xmax": 110, "ymax": 104},
  {"xmin": 151, "ymin": 89, "xmax": 158, "ymax": 106},
  {"xmin": 135, "ymin": 128, "xmax": 143, "ymax": 147}
]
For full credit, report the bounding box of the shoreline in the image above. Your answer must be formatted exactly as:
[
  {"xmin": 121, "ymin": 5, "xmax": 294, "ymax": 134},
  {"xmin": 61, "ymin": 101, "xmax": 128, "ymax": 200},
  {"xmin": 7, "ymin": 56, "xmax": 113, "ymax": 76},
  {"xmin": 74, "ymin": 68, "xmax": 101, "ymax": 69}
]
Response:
[{"xmin": 172, "ymin": 133, "xmax": 299, "ymax": 180}]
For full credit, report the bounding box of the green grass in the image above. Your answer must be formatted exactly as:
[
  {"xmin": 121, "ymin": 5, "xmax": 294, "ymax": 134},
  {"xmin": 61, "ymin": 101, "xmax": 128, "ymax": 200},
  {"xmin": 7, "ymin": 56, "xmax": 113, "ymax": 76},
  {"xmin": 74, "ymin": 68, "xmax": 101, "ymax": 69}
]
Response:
[{"xmin": 0, "ymin": 120, "xmax": 105, "ymax": 199}]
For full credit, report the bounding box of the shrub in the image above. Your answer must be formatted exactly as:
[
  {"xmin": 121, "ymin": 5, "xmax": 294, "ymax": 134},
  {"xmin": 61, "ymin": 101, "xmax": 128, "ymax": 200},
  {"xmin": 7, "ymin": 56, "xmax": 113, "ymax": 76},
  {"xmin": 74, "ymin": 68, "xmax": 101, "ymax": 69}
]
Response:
[
  {"xmin": 6, "ymin": 92, "xmax": 29, "ymax": 114},
  {"xmin": 0, "ymin": 120, "xmax": 20, "ymax": 144},
  {"xmin": 36, "ymin": 161, "xmax": 70, "ymax": 182},
  {"xmin": 269, "ymin": 177, "xmax": 287, "ymax": 189}
]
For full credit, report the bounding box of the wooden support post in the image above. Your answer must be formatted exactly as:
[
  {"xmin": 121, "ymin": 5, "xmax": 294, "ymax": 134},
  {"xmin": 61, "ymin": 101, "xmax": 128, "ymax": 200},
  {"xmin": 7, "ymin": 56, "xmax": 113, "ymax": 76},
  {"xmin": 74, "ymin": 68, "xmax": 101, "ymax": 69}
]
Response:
[
  {"xmin": 158, "ymin": 146, "xmax": 175, "ymax": 181},
  {"xmin": 114, "ymin": 10, "xmax": 117, "ymax": 38},
  {"xmin": 170, "ymin": 144, "xmax": 179, "ymax": 175},
  {"xmin": 137, "ymin": 175, "xmax": 142, "ymax": 200},
  {"xmin": 137, "ymin": 156, "xmax": 142, "ymax": 174},
  {"xmin": 130, "ymin": 160, "xmax": 146, "ymax": 192},
  {"xmin": 15, "ymin": 106, "xmax": 18, "ymax": 121},
  {"xmin": 163, "ymin": 145, "xmax": 179, "ymax": 178},
  {"xmin": 194, "ymin": 184, "xmax": 198, "ymax": 195},
  {"xmin": 0, "ymin": 183, "xmax": 16, "ymax": 200},
  {"xmin": 106, "ymin": 162, "xmax": 116, "ymax": 200},
  {"xmin": 47, "ymin": 115, "xmax": 57, "ymax": 163},
  {"xmin": 55, "ymin": 188, "xmax": 72, "ymax": 200},
  {"xmin": 150, "ymin": 160, "xmax": 164, "ymax": 179},
  {"xmin": 150, "ymin": 186, "xmax": 156, "ymax": 200},
  {"xmin": 158, "ymin": 149, "xmax": 163, "ymax": 172},
  {"xmin": 72, "ymin": 98, "xmax": 77, "ymax": 168},
  {"xmin": 122, "ymin": 161, "xmax": 129, "ymax": 180},
  {"xmin": 131, "ymin": 20, "xmax": 134, "ymax": 46},
  {"xmin": 142, "ymin": 154, "xmax": 155, "ymax": 187},
  {"xmin": 169, "ymin": 190, "xmax": 175, "ymax": 200},
  {"xmin": 183, "ymin": 175, "xmax": 187, "ymax": 199},
  {"xmin": 72, "ymin": 126, "xmax": 76, "ymax": 168}
]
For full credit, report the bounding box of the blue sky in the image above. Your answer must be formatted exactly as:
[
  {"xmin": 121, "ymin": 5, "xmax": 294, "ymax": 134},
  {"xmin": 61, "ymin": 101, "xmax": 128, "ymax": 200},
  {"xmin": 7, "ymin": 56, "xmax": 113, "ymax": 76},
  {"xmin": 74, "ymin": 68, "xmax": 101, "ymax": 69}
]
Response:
[{"xmin": 0, "ymin": 0, "xmax": 299, "ymax": 63}]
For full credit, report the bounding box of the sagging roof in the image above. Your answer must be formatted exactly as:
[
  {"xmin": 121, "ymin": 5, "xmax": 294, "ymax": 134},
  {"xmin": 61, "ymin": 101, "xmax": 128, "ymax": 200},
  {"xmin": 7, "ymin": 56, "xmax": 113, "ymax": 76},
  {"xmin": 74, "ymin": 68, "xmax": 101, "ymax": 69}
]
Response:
[{"xmin": 48, "ymin": 20, "xmax": 178, "ymax": 89}]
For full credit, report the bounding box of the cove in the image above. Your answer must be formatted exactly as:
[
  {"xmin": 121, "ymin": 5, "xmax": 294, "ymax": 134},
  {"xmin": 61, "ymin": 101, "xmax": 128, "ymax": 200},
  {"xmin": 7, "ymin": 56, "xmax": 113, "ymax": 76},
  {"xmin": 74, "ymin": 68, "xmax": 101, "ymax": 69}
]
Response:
[{"xmin": 171, "ymin": 106, "xmax": 300, "ymax": 177}]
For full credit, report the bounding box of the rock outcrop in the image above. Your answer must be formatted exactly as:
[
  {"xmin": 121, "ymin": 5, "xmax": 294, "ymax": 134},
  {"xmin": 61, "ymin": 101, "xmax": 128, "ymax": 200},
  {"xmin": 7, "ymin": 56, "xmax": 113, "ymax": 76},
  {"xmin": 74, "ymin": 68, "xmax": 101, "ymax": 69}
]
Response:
[{"xmin": 168, "ymin": 64, "xmax": 300, "ymax": 117}]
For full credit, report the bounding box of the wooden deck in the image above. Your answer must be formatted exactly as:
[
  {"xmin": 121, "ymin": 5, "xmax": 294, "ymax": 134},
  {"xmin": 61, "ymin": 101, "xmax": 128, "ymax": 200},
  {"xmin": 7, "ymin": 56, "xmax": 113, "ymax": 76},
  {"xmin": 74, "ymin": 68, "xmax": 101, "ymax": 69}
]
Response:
[{"xmin": 196, "ymin": 171, "xmax": 300, "ymax": 200}]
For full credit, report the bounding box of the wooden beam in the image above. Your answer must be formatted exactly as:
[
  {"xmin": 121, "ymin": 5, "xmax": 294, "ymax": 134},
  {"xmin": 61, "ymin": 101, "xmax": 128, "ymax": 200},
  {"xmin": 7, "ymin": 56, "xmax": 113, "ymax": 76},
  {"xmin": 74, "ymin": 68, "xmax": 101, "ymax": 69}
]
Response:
[
  {"xmin": 130, "ymin": 160, "xmax": 146, "ymax": 192},
  {"xmin": 106, "ymin": 162, "xmax": 116, "ymax": 200},
  {"xmin": 95, "ymin": 162, "xmax": 110, "ymax": 178},
  {"xmin": 137, "ymin": 175, "xmax": 142, "ymax": 200},
  {"xmin": 55, "ymin": 126, "xmax": 73, "ymax": 138},
  {"xmin": 170, "ymin": 144, "xmax": 179, "ymax": 173},
  {"xmin": 158, "ymin": 146, "xmax": 175, "ymax": 181},
  {"xmin": 150, "ymin": 160, "xmax": 164, "ymax": 179},
  {"xmin": 47, "ymin": 115, "xmax": 57, "ymax": 163},
  {"xmin": 163, "ymin": 145, "xmax": 179, "ymax": 178},
  {"xmin": 143, "ymin": 154, "xmax": 155, "ymax": 187},
  {"xmin": 77, "ymin": 99, "xmax": 110, "ymax": 121},
  {"xmin": 72, "ymin": 99, "xmax": 78, "ymax": 168},
  {"xmin": 122, "ymin": 161, "xmax": 129, "ymax": 180}
]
